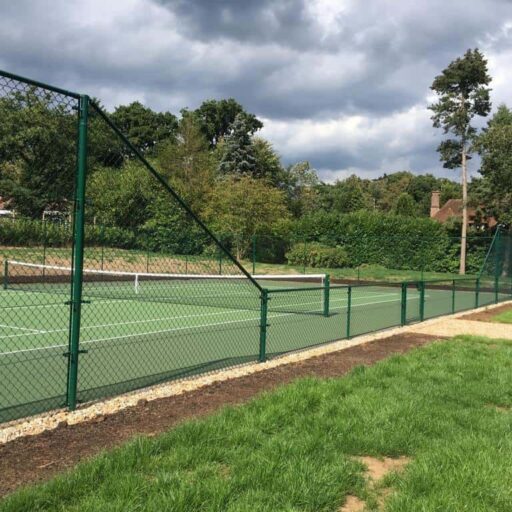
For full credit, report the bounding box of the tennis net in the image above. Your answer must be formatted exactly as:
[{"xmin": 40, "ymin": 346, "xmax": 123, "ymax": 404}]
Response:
[{"xmin": 3, "ymin": 260, "xmax": 329, "ymax": 314}]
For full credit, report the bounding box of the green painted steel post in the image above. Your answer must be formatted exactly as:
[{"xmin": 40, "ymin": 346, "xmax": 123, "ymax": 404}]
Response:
[
  {"xmin": 303, "ymin": 239, "xmax": 307, "ymax": 275},
  {"xmin": 100, "ymin": 225, "xmax": 105, "ymax": 270},
  {"xmin": 475, "ymin": 277, "xmax": 480, "ymax": 308},
  {"xmin": 451, "ymin": 279, "xmax": 456, "ymax": 314},
  {"xmin": 400, "ymin": 282, "xmax": 407, "ymax": 326},
  {"xmin": 3, "ymin": 260, "xmax": 8, "ymax": 290},
  {"xmin": 67, "ymin": 94, "xmax": 89, "ymax": 412},
  {"xmin": 252, "ymin": 235, "xmax": 256, "ymax": 275},
  {"xmin": 494, "ymin": 228, "xmax": 502, "ymax": 303},
  {"xmin": 219, "ymin": 249, "xmax": 223, "ymax": 275},
  {"xmin": 419, "ymin": 282, "xmax": 425, "ymax": 322},
  {"xmin": 258, "ymin": 289, "xmax": 269, "ymax": 362},
  {"xmin": 346, "ymin": 286, "xmax": 352, "ymax": 338},
  {"xmin": 323, "ymin": 274, "xmax": 330, "ymax": 317},
  {"xmin": 42, "ymin": 220, "xmax": 47, "ymax": 276}
]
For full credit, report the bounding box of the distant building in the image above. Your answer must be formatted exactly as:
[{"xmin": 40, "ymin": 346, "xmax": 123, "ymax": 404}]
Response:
[{"xmin": 430, "ymin": 191, "xmax": 497, "ymax": 229}]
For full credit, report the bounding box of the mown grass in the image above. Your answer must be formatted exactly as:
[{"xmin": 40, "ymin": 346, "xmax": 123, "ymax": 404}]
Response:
[
  {"xmin": 2, "ymin": 336, "xmax": 512, "ymax": 511},
  {"xmin": 1, "ymin": 245, "xmax": 470, "ymax": 283},
  {"xmin": 491, "ymin": 308, "xmax": 512, "ymax": 324},
  {"xmin": 252, "ymin": 261, "xmax": 468, "ymax": 283}
]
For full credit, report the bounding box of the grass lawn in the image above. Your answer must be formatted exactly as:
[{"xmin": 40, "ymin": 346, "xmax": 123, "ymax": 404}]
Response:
[
  {"xmin": 491, "ymin": 308, "xmax": 512, "ymax": 324},
  {"xmin": 2, "ymin": 336, "xmax": 512, "ymax": 511}
]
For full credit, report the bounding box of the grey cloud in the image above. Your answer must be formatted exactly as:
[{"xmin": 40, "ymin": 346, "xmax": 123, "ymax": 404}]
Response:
[{"xmin": 0, "ymin": 0, "xmax": 511, "ymax": 180}]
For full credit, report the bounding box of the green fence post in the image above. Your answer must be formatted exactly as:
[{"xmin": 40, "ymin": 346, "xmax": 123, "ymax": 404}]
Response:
[
  {"xmin": 475, "ymin": 277, "xmax": 480, "ymax": 308},
  {"xmin": 494, "ymin": 228, "xmax": 502, "ymax": 303},
  {"xmin": 346, "ymin": 286, "xmax": 352, "ymax": 339},
  {"xmin": 42, "ymin": 220, "xmax": 47, "ymax": 280},
  {"xmin": 252, "ymin": 235, "xmax": 256, "ymax": 275},
  {"xmin": 219, "ymin": 249, "xmax": 223, "ymax": 275},
  {"xmin": 323, "ymin": 274, "xmax": 330, "ymax": 317},
  {"xmin": 66, "ymin": 94, "xmax": 89, "ymax": 412},
  {"xmin": 451, "ymin": 279, "xmax": 456, "ymax": 314},
  {"xmin": 419, "ymin": 282, "xmax": 425, "ymax": 322},
  {"xmin": 303, "ymin": 239, "xmax": 307, "ymax": 275},
  {"xmin": 258, "ymin": 289, "xmax": 269, "ymax": 362},
  {"xmin": 100, "ymin": 224, "xmax": 105, "ymax": 270},
  {"xmin": 3, "ymin": 260, "xmax": 8, "ymax": 290},
  {"xmin": 401, "ymin": 282, "xmax": 407, "ymax": 326}
]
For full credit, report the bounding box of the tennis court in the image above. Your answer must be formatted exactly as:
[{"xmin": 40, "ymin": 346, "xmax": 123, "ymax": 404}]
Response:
[{"xmin": 0, "ymin": 260, "xmax": 499, "ymax": 423}]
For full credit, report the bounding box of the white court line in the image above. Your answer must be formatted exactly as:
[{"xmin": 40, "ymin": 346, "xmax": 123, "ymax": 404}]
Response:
[
  {"xmin": 0, "ymin": 323, "xmax": 47, "ymax": 334},
  {"xmin": 0, "ymin": 291, "xmax": 407, "ymax": 340},
  {"xmin": 0, "ymin": 293, "xmax": 425, "ymax": 357}
]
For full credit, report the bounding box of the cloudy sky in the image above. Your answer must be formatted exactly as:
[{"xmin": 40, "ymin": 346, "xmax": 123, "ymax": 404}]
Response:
[{"xmin": 1, "ymin": 0, "xmax": 512, "ymax": 182}]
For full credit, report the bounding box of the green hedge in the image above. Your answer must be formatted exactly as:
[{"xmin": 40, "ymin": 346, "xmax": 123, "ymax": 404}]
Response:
[
  {"xmin": 285, "ymin": 243, "xmax": 349, "ymax": 268},
  {"xmin": 290, "ymin": 211, "xmax": 492, "ymax": 273}
]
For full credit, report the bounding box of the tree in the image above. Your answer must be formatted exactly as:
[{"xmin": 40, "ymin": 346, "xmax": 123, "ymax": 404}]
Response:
[
  {"xmin": 183, "ymin": 99, "xmax": 263, "ymax": 147},
  {"xmin": 0, "ymin": 88, "xmax": 77, "ymax": 218},
  {"xmin": 320, "ymin": 175, "xmax": 372, "ymax": 214},
  {"xmin": 218, "ymin": 114, "xmax": 258, "ymax": 176},
  {"xmin": 204, "ymin": 175, "xmax": 291, "ymax": 259},
  {"xmin": 394, "ymin": 192, "xmax": 418, "ymax": 217},
  {"xmin": 252, "ymin": 137, "xmax": 286, "ymax": 185},
  {"xmin": 157, "ymin": 116, "xmax": 217, "ymax": 213},
  {"xmin": 429, "ymin": 49, "xmax": 492, "ymax": 273},
  {"xmin": 476, "ymin": 104, "xmax": 512, "ymax": 224},
  {"xmin": 282, "ymin": 161, "xmax": 320, "ymax": 217},
  {"xmin": 111, "ymin": 102, "xmax": 178, "ymax": 154},
  {"xmin": 87, "ymin": 160, "xmax": 154, "ymax": 229}
]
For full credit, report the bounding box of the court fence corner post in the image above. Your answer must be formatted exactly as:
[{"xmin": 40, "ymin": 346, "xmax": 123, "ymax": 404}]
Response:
[
  {"xmin": 66, "ymin": 93, "xmax": 89, "ymax": 412},
  {"xmin": 475, "ymin": 277, "xmax": 480, "ymax": 308},
  {"xmin": 400, "ymin": 282, "xmax": 407, "ymax": 326},
  {"xmin": 323, "ymin": 274, "xmax": 330, "ymax": 317},
  {"xmin": 258, "ymin": 288, "xmax": 269, "ymax": 362}
]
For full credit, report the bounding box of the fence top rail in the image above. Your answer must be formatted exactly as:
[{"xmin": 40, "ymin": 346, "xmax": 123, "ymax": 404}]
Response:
[{"xmin": 0, "ymin": 69, "xmax": 81, "ymax": 100}]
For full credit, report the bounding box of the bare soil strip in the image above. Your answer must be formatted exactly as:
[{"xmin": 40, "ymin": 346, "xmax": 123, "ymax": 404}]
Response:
[
  {"xmin": 0, "ymin": 332, "xmax": 438, "ymax": 497},
  {"xmin": 458, "ymin": 303, "xmax": 512, "ymax": 322}
]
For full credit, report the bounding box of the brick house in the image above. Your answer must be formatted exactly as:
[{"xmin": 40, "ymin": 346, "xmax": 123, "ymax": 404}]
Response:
[{"xmin": 429, "ymin": 191, "xmax": 497, "ymax": 229}]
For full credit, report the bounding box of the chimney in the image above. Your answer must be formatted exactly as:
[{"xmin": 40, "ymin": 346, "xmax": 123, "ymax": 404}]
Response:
[{"xmin": 430, "ymin": 190, "xmax": 440, "ymax": 218}]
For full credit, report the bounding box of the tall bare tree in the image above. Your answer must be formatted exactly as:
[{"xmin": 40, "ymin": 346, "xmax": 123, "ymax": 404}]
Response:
[{"xmin": 429, "ymin": 49, "xmax": 491, "ymax": 274}]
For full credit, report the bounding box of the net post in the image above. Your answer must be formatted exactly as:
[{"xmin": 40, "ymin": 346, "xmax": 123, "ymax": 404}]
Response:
[
  {"xmin": 3, "ymin": 260, "xmax": 8, "ymax": 290},
  {"xmin": 252, "ymin": 235, "xmax": 256, "ymax": 275},
  {"xmin": 400, "ymin": 282, "xmax": 407, "ymax": 326},
  {"xmin": 67, "ymin": 94, "xmax": 89, "ymax": 412},
  {"xmin": 451, "ymin": 279, "xmax": 456, "ymax": 314},
  {"xmin": 258, "ymin": 288, "xmax": 269, "ymax": 362},
  {"xmin": 323, "ymin": 274, "xmax": 330, "ymax": 317},
  {"xmin": 346, "ymin": 286, "xmax": 352, "ymax": 339},
  {"xmin": 42, "ymin": 220, "xmax": 47, "ymax": 280},
  {"xmin": 475, "ymin": 277, "xmax": 480, "ymax": 308}
]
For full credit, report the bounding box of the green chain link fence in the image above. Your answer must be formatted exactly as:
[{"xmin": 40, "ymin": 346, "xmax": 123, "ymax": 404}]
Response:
[{"xmin": 1, "ymin": 69, "xmax": 511, "ymax": 425}]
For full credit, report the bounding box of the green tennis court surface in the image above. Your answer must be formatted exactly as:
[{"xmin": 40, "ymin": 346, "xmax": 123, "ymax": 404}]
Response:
[{"xmin": 0, "ymin": 274, "xmax": 499, "ymax": 423}]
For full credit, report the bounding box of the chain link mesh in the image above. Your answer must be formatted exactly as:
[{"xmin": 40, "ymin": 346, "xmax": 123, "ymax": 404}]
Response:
[{"xmin": 1, "ymin": 69, "xmax": 512, "ymax": 424}]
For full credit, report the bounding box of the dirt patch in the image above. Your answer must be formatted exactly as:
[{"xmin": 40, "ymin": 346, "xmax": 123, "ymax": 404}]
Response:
[
  {"xmin": 485, "ymin": 404, "xmax": 510, "ymax": 413},
  {"xmin": 356, "ymin": 456, "xmax": 410, "ymax": 481},
  {"xmin": 0, "ymin": 332, "xmax": 438, "ymax": 498},
  {"xmin": 340, "ymin": 495, "xmax": 366, "ymax": 512},
  {"xmin": 458, "ymin": 303, "xmax": 512, "ymax": 322},
  {"xmin": 340, "ymin": 456, "xmax": 410, "ymax": 511}
]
